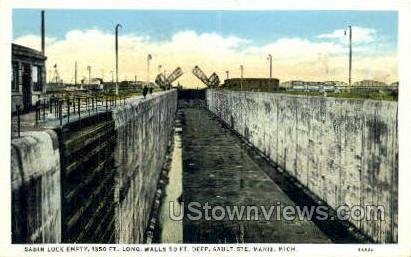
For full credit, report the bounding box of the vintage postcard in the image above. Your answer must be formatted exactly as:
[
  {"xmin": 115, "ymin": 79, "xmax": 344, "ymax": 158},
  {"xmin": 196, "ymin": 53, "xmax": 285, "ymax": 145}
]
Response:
[{"xmin": 0, "ymin": 0, "xmax": 410, "ymax": 256}]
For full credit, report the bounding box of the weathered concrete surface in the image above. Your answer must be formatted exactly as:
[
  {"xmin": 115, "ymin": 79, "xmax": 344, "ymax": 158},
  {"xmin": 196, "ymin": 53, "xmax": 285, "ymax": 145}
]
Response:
[
  {"xmin": 59, "ymin": 112, "xmax": 116, "ymax": 243},
  {"xmin": 112, "ymin": 90, "xmax": 177, "ymax": 243},
  {"xmin": 207, "ymin": 89, "xmax": 398, "ymax": 243},
  {"xmin": 182, "ymin": 108, "xmax": 331, "ymax": 243},
  {"xmin": 11, "ymin": 90, "xmax": 178, "ymax": 244},
  {"xmin": 11, "ymin": 130, "xmax": 61, "ymax": 243}
]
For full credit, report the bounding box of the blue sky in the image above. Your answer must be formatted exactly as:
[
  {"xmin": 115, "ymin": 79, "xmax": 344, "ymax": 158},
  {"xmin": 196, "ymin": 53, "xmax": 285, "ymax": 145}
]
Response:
[
  {"xmin": 13, "ymin": 9, "xmax": 397, "ymax": 49},
  {"xmin": 12, "ymin": 9, "xmax": 399, "ymax": 85}
]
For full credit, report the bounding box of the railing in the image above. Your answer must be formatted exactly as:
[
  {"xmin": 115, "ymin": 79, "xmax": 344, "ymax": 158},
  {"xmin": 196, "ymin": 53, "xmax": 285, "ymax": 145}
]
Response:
[{"xmin": 13, "ymin": 93, "xmax": 128, "ymax": 138}]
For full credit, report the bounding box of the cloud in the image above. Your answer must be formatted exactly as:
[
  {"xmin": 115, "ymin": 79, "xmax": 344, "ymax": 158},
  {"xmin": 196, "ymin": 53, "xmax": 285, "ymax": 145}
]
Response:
[
  {"xmin": 13, "ymin": 28, "xmax": 397, "ymax": 87},
  {"xmin": 13, "ymin": 34, "xmax": 57, "ymax": 48},
  {"xmin": 244, "ymin": 37, "xmax": 345, "ymax": 60},
  {"xmin": 317, "ymin": 26, "xmax": 377, "ymax": 44}
]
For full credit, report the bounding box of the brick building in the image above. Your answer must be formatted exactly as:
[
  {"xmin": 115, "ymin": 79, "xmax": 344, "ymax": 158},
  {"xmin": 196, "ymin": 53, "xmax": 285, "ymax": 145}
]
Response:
[{"xmin": 11, "ymin": 43, "xmax": 47, "ymax": 114}]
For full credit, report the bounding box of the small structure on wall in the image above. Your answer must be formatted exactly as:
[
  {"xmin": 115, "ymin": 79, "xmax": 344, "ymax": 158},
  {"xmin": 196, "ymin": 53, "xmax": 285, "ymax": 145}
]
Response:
[{"xmin": 11, "ymin": 43, "xmax": 47, "ymax": 114}]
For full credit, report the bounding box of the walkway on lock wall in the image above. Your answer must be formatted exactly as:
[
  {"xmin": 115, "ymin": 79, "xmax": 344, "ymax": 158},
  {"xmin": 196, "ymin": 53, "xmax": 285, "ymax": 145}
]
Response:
[{"xmin": 179, "ymin": 107, "xmax": 331, "ymax": 243}]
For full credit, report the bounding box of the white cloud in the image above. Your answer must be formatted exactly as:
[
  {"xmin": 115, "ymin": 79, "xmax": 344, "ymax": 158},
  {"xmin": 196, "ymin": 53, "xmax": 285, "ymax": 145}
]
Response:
[
  {"xmin": 13, "ymin": 34, "xmax": 57, "ymax": 48},
  {"xmin": 13, "ymin": 28, "xmax": 397, "ymax": 87},
  {"xmin": 317, "ymin": 26, "xmax": 377, "ymax": 44},
  {"xmin": 245, "ymin": 37, "xmax": 345, "ymax": 60}
]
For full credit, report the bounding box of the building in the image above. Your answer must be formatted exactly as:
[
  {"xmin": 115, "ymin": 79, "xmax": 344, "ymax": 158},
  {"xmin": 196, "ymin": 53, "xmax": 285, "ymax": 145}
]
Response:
[
  {"xmin": 279, "ymin": 80, "xmax": 296, "ymax": 88},
  {"xmin": 352, "ymin": 80, "xmax": 388, "ymax": 87},
  {"xmin": 281, "ymin": 80, "xmax": 348, "ymax": 89},
  {"xmin": 11, "ymin": 43, "xmax": 47, "ymax": 114},
  {"xmin": 222, "ymin": 78, "xmax": 279, "ymax": 92},
  {"xmin": 323, "ymin": 81, "xmax": 349, "ymax": 87}
]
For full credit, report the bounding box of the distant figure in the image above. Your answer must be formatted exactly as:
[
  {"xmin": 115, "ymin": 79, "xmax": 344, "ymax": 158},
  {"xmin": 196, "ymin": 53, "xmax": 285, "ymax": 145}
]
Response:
[
  {"xmin": 149, "ymin": 87, "xmax": 153, "ymax": 94},
  {"xmin": 143, "ymin": 85, "xmax": 148, "ymax": 98}
]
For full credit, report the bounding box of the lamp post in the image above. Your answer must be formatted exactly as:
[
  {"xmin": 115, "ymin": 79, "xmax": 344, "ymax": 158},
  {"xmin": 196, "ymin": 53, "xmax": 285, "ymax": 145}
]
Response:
[
  {"xmin": 267, "ymin": 54, "xmax": 272, "ymax": 88},
  {"xmin": 115, "ymin": 24, "xmax": 122, "ymax": 95},
  {"xmin": 74, "ymin": 61, "xmax": 77, "ymax": 87},
  {"xmin": 87, "ymin": 65, "xmax": 91, "ymax": 85},
  {"xmin": 240, "ymin": 65, "xmax": 243, "ymax": 90},
  {"xmin": 344, "ymin": 25, "xmax": 352, "ymax": 87},
  {"xmin": 147, "ymin": 54, "xmax": 152, "ymax": 86},
  {"xmin": 267, "ymin": 54, "xmax": 272, "ymax": 79}
]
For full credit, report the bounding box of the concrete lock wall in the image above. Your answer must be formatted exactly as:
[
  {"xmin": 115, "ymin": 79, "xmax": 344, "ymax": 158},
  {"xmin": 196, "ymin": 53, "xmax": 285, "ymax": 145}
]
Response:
[
  {"xmin": 11, "ymin": 90, "xmax": 177, "ymax": 244},
  {"xmin": 112, "ymin": 90, "xmax": 177, "ymax": 243},
  {"xmin": 11, "ymin": 130, "xmax": 61, "ymax": 243},
  {"xmin": 206, "ymin": 89, "xmax": 398, "ymax": 243}
]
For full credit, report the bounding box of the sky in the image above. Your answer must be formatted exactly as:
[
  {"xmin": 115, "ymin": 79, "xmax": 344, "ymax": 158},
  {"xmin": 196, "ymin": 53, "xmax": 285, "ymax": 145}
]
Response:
[{"xmin": 12, "ymin": 9, "xmax": 398, "ymax": 87}]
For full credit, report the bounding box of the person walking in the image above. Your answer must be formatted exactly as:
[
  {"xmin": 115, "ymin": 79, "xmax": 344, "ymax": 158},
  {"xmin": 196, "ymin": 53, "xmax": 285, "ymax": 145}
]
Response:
[{"xmin": 143, "ymin": 85, "xmax": 148, "ymax": 98}]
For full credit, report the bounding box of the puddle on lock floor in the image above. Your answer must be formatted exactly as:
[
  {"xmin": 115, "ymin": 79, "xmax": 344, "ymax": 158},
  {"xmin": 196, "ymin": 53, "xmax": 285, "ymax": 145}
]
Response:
[{"xmin": 158, "ymin": 127, "xmax": 183, "ymax": 243}]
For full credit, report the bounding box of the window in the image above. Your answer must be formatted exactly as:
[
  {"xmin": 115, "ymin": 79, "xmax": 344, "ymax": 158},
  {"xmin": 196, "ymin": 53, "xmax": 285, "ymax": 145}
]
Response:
[
  {"xmin": 11, "ymin": 62, "xmax": 19, "ymax": 92},
  {"xmin": 32, "ymin": 65, "xmax": 42, "ymax": 91}
]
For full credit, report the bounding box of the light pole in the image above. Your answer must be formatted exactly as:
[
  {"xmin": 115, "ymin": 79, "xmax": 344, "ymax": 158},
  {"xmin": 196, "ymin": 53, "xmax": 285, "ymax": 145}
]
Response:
[
  {"xmin": 267, "ymin": 54, "xmax": 272, "ymax": 88},
  {"xmin": 87, "ymin": 65, "xmax": 91, "ymax": 85},
  {"xmin": 115, "ymin": 24, "xmax": 122, "ymax": 95},
  {"xmin": 74, "ymin": 61, "xmax": 77, "ymax": 87},
  {"xmin": 240, "ymin": 65, "xmax": 244, "ymax": 90},
  {"xmin": 345, "ymin": 25, "xmax": 352, "ymax": 87},
  {"xmin": 41, "ymin": 10, "xmax": 45, "ymax": 55},
  {"xmin": 147, "ymin": 54, "xmax": 152, "ymax": 86},
  {"xmin": 267, "ymin": 54, "xmax": 272, "ymax": 78}
]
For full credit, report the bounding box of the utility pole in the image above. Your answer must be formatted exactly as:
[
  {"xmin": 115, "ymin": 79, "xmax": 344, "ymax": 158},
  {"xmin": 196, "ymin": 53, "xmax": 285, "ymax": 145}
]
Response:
[
  {"xmin": 41, "ymin": 10, "xmax": 45, "ymax": 55},
  {"xmin": 267, "ymin": 54, "xmax": 272, "ymax": 88},
  {"xmin": 74, "ymin": 61, "xmax": 77, "ymax": 86},
  {"xmin": 240, "ymin": 65, "xmax": 244, "ymax": 90},
  {"xmin": 345, "ymin": 25, "xmax": 352, "ymax": 86},
  {"xmin": 267, "ymin": 54, "xmax": 272, "ymax": 79},
  {"xmin": 41, "ymin": 10, "xmax": 46, "ymax": 93},
  {"xmin": 115, "ymin": 24, "xmax": 122, "ymax": 95},
  {"xmin": 87, "ymin": 65, "xmax": 91, "ymax": 85}
]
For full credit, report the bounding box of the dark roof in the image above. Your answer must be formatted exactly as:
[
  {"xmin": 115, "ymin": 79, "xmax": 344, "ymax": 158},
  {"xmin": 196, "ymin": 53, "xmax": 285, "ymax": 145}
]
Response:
[{"xmin": 12, "ymin": 43, "xmax": 47, "ymax": 61}]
